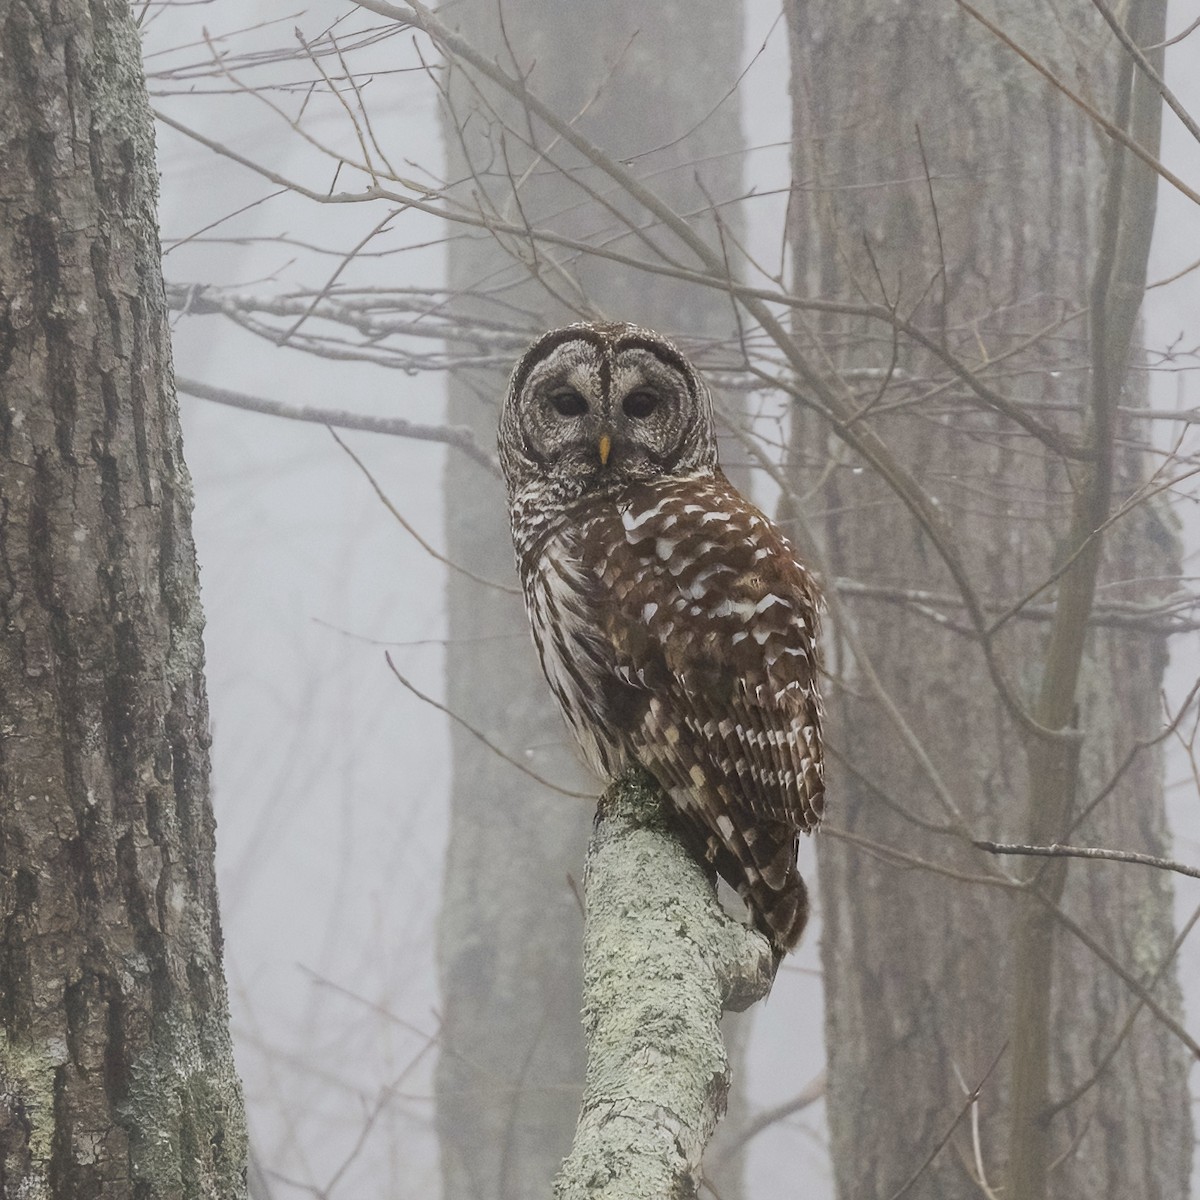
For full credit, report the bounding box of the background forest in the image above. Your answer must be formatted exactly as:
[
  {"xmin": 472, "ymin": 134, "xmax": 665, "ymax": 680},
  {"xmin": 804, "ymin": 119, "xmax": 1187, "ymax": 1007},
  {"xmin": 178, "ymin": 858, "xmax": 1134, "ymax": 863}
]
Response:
[
  {"xmin": 154, "ymin": 1, "xmax": 1200, "ymax": 1196},
  {"xmin": 8, "ymin": 0, "xmax": 1198, "ymax": 1197}
]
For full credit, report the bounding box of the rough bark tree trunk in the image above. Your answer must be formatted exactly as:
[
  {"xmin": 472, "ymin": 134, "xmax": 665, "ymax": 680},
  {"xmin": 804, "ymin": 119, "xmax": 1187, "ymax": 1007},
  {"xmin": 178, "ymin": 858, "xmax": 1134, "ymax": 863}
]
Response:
[
  {"xmin": 786, "ymin": 2, "xmax": 1190, "ymax": 1197},
  {"xmin": 0, "ymin": 3, "xmax": 248, "ymax": 1197},
  {"xmin": 434, "ymin": 4, "xmax": 749, "ymax": 1196}
]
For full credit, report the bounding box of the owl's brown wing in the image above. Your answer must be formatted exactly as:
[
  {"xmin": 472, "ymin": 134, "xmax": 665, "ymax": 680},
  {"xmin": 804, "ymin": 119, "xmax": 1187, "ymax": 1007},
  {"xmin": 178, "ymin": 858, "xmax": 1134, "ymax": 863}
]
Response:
[{"xmin": 579, "ymin": 471, "xmax": 824, "ymax": 951}]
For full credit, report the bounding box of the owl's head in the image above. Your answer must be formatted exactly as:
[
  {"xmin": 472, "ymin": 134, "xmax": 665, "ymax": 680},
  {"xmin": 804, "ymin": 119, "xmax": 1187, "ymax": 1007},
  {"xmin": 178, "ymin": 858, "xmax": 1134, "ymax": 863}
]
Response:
[{"xmin": 498, "ymin": 323, "xmax": 718, "ymax": 501}]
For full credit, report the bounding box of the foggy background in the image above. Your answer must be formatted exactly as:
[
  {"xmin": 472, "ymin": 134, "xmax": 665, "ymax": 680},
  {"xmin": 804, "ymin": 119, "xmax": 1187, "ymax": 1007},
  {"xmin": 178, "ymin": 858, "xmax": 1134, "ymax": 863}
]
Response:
[{"xmin": 140, "ymin": 1, "xmax": 1200, "ymax": 1195}]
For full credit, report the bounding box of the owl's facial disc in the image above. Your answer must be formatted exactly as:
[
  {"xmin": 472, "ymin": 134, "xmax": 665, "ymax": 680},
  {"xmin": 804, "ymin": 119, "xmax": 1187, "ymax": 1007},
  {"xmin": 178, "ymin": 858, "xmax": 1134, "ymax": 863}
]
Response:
[{"xmin": 510, "ymin": 337, "xmax": 713, "ymax": 487}]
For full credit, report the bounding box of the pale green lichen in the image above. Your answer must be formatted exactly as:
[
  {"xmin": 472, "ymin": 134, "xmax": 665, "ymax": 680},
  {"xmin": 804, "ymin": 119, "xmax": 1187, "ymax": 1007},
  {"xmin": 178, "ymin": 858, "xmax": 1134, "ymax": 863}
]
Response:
[
  {"xmin": 121, "ymin": 1001, "xmax": 249, "ymax": 1199},
  {"xmin": 0, "ymin": 1039, "xmax": 62, "ymax": 1200},
  {"xmin": 555, "ymin": 771, "xmax": 774, "ymax": 1199}
]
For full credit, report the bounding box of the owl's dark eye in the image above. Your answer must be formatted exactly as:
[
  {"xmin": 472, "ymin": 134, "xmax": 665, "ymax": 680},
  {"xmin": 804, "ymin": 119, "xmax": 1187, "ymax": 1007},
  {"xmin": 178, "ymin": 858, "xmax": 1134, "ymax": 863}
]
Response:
[
  {"xmin": 622, "ymin": 390, "xmax": 661, "ymax": 419},
  {"xmin": 549, "ymin": 390, "xmax": 588, "ymax": 418}
]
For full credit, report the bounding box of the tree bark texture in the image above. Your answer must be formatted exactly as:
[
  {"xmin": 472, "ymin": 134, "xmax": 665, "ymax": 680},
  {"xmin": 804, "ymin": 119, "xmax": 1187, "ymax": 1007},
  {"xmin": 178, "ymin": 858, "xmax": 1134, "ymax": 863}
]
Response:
[
  {"xmin": 435, "ymin": 5, "xmax": 749, "ymax": 1197},
  {"xmin": 0, "ymin": 3, "xmax": 248, "ymax": 1197},
  {"xmin": 555, "ymin": 771, "xmax": 773, "ymax": 1200},
  {"xmin": 787, "ymin": 3, "xmax": 1189, "ymax": 1198}
]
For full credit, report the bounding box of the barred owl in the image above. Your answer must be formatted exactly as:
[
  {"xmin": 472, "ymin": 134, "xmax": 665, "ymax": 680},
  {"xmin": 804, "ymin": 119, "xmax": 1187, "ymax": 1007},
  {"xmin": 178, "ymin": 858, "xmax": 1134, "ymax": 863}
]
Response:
[{"xmin": 498, "ymin": 322, "xmax": 824, "ymax": 953}]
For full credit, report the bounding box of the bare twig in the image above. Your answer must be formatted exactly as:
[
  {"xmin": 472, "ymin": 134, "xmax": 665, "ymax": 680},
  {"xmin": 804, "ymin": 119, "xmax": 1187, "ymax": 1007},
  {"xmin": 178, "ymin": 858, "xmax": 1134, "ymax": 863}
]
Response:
[
  {"xmin": 1045, "ymin": 903, "xmax": 1200, "ymax": 1118},
  {"xmin": 328, "ymin": 427, "xmax": 515, "ymax": 592},
  {"xmin": 384, "ymin": 652, "xmax": 593, "ymax": 800},
  {"xmin": 1088, "ymin": 0, "xmax": 1200, "ymax": 148},
  {"xmin": 176, "ymin": 374, "xmax": 498, "ymax": 472},
  {"xmin": 953, "ymin": 0, "xmax": 1200, "ymax": 207},
  {"xmin": 886, "ymin": 1042, "xmax": 1008, "ymax": 1200},
  {"xmin": 715, "ymin": 1072, "xmax": 826, "ymax": 1157},
  {"xmin": 1044, "ymin": 896, "xmax": 1200, "ymax": 1059},
  {"xmin": 975, "ymin": 841, "xmax": 1200, "ymax": 882}
]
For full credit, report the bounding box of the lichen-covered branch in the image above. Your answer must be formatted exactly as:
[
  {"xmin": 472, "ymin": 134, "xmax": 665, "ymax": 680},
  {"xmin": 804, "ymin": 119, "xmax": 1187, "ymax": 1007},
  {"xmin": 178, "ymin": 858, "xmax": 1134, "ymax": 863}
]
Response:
[{"xmin": 555, "ymin": 771, "xmax": 776, "ymax": 1200}]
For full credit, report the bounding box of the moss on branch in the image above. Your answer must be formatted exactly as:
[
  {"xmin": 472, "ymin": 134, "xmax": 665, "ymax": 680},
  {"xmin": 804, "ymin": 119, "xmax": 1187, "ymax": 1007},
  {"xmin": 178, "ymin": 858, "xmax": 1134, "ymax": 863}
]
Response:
[{"xmin": 555, "ymin": 770, "xmax": 775, "ymax": 1199}]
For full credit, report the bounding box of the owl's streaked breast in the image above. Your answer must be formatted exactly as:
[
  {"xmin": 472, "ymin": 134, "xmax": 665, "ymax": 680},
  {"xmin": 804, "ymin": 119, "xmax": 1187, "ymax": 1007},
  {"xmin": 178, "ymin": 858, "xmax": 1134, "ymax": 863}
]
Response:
[
  {"xmin": 520, "ymin": 519, "xmax": 630, "ymax": 781},
  {"xmin": 517, "ymin": 471, "xmax": 824, "ymax": 828}
]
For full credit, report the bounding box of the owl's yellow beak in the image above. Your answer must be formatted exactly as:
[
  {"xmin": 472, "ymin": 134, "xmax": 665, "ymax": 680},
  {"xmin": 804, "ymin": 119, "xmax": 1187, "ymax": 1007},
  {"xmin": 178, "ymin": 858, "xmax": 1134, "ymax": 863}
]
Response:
[{"xmin": 598, "ymin": 434, "xmax": 612, "ymax": 467}]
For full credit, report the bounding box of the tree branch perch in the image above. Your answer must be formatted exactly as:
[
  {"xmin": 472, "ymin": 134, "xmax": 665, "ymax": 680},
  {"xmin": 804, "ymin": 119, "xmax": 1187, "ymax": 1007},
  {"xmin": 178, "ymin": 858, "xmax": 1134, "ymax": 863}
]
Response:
[{"xmin": 556, "ymin": 770, "xmax": 776, "ymax": 1199}]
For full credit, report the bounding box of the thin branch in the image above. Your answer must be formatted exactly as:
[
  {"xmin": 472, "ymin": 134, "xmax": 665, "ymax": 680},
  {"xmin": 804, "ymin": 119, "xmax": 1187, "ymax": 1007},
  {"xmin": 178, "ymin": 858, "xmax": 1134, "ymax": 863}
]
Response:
[
  {"xmin": 715, "ymin": 1071, "xmax": 826, "ymax": 1157},
  {"xmin": 986, "ymin": 459, "xmax": 1200, "ymax": 636},
  {"xmin": 384, "ymin": 652, "xmax": 594, "ymax": 800},
  {"xmin": 975, "ymin": 841, "xmax": 1200, "ymax": 882},
  {"xmin": 1044, "ymin": 896, "xmax": 1200, "ymax": 1059},
  {"xmin": 823, "ymin": 827, "xmax": 1020, "ymax": 892},
  {"xmin": 1069, "ymin": 675, "xmax": 1200, "ymax": 836},
  {"xmin": 953, "ymin": 0, "xmax": 1200, "ymax": 207},
  {"xmin": 834, "ymin": 576, "xmax": 1200, "ymax": 636},
  {"xmin": 1045, "ymin": 902, "xmax": 1200, "ymax": 1119},
  {"xmin": 176, "ymin": 374, "xmax": 499, "ymax": 473},
  {"xmin": 1150, "ymin": 12, "xmax": 1200, "ymax": 49},
  {"xmin": 1088, "ymin": 0, "xmax": 1200, "ymax": 149},
  {"xmin": 328, "ymin": 427, "xmax": 515, "ymax": 592},
  {"xmin": 885, "ymin": 1042, "xmax": 1008, "ymax": 1200}
]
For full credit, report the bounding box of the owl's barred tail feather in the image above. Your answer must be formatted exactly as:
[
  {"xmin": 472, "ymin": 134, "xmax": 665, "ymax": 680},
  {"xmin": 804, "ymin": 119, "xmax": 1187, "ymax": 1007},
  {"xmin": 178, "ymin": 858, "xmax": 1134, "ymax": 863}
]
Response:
[
  {"xmin": 743, "ymin": 869, "xmax": 808, "ymax": 956},
  {"xmin": 667, "ymin": 799, "xmax": 810, "ymax": 956}
]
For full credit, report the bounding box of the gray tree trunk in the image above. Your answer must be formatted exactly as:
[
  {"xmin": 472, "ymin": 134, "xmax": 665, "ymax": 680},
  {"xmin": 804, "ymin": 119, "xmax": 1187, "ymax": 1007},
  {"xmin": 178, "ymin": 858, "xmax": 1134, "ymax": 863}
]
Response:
[
  {"xmin": 0, "ymin": 3, "xmax": 247, "ymax": 1197},
  {"xmin": 434, "ymin": 4, "xmax": 749, "ymax": 1196},
  {"xmin": 787, "ymin": 2, "xmax": 1190, "ymax": 1197}
]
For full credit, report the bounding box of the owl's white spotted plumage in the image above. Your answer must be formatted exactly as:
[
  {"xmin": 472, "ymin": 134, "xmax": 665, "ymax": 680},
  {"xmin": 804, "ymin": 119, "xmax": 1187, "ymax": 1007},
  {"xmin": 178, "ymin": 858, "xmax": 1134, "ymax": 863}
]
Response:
[{"xmin": 499, "ymin": 322, "xmax": 824, "ymax": 952}]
